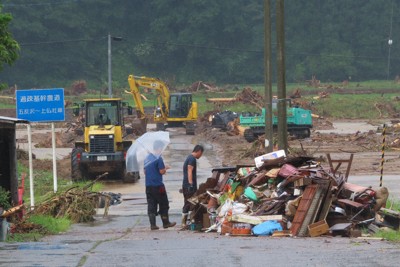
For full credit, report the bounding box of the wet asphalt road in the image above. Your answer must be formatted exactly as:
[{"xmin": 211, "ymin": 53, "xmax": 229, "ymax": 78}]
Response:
[{"xmin": 2, "ymin": 127, "xmax": 400, "ymax": 266}]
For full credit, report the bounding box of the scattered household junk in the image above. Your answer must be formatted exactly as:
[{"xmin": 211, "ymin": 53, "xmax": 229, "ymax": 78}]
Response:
[{"xmin": 185, "ymin": 150, "xmax": 390, "ymax": 237}]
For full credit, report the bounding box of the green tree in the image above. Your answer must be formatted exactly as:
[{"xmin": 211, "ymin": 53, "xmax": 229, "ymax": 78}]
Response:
[
  {"xmin": 0, "ymin": 4, "xmax": 19, "ymax": 88},
  {"xmin": 1, "ymin": 0, "xmax": 400, "ymax": 87}
]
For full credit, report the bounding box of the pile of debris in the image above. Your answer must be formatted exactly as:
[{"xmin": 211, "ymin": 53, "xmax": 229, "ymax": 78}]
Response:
[
  {"xmin": 33, "ymin": 178, "xmax": 111, "ymax": 223},
  {"xmin": 187, "ymin": 81, "xmax": 221, "ymax": 92},
  {"xmin": 210, "ymin": 111, "xmax": 239, "ymax": 130},
  {"xmin": 187, "ymin": 150, "xmax": 393, "ymax": 237},
  {"xmin": 311, "ymin": 130, "xmax": 400, "ymax": 152},
  {"xmin": 234, "ymin": 87, "xmax": 264, "ymax": 110}
]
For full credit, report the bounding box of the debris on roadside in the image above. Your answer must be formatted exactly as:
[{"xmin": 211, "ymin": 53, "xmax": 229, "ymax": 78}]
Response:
[
  {"xmin": 290, "ymin": 88, "xmax": 302, "ymax": 99},
  {"xmin": 210, "ymin": 111, "xmax": 239, "ymax": 130},
  {"xmin": 186, "ymin": 81, "xmax": 221, "ymax": 92},
  {"xmin": 100, "ymin": 192, "xmax": 122, "ymax": 206},
  {"xmin": 185, "ymin": 150, "xmax": 392, "ymax": 238},
  {"xmin": 313, "ymin": 91, "xmax": 330, "ymax": 100},
  {"xmin": 32, "ymin": 175, "xmax": 111, "ymax": 223},
  {"xmin": 234, "ymin": 88, "xmax": 264, "ymax": 110},
  {"xmin": 0, "ymin": 205, "xmax": 24, "ymax": 219}
]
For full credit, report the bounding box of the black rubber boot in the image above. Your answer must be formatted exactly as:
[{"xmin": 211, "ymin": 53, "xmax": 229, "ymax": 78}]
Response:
[
  {"xmin": 149, "ymin": 214, "xmax": 159, "ymax": 230},
  {"xmin": 161, "ymin": 215, "xmax": 176, "ymax": 229}
]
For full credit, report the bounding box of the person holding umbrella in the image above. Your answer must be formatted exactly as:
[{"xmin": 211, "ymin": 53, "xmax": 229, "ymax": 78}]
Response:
[{"xmin": 144, "ymin": 140, "xmax": 176, "ymax": 230}]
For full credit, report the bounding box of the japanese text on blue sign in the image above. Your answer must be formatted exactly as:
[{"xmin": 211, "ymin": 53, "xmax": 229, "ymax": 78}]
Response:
[{"xmin": 16, "ymin": 88, "xmax": 65, "ymax": 122}]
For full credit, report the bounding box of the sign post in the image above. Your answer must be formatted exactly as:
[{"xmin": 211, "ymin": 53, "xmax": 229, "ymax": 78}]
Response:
[{"xmin": 16, "ymin": 88, "xmax": 65, "ymax": 208}]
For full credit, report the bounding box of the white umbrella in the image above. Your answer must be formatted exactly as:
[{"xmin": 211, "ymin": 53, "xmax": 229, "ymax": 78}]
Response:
[{"xmin": 126, "ymin": 131, "xmax": 170, "ymax": 172}]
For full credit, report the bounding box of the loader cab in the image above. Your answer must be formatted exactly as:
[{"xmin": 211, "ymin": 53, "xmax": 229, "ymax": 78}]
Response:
[
  {"xmin": 86, "ymin": 100, "xmax": 121, "ymax": 126},
  {"xmin": 168, "ymin": 93, "xmax": 192, "ymax": 118}
]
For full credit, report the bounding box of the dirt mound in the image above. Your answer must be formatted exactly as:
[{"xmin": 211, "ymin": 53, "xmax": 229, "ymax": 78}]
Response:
[
  {"xmin": 32, "ymin": 132, "xmax": 76, "ymax": 148},
  {"xmin": 198, "ymin": 119, "xmax": 400, "ymax": 175}
]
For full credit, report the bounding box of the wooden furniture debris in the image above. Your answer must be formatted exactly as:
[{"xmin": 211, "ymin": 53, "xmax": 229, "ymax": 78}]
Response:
[
  {"xmin": 308, "ymin": 220, "xmax": 329, "ymax": 237},
  {"xmin": 0, "ymin": 204, "xmax": 24, "ymax": 218},
  {"xmin": 326, "ymin": 153, "xmax": 354, "ymax": 181},
  {"xmin": 229, "ymin": 214, "xmax": 283, "ymax": 225},
  {"xmin": 291, "ymin": 184, "xmax": 318, "ymax": 236}
]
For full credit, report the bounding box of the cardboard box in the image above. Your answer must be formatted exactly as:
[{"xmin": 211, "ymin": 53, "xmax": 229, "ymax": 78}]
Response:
[
  {"xmin": 202, "ymin": 213, "xmax": 211, "ymax": 228},
  {"xmin": 308, "ymin": 220, "xmax": 329, "ymax": 237}
]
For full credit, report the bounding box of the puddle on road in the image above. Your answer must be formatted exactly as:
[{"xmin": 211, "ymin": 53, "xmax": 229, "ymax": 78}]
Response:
[
  {"xmin": 17, "ymin": 243, "xmax": 68, "ymax": 250},
  {"xmin": 60, "ymin": 239, "xmax": 90, "ymax": 245},
  {"xmin": 0, "ymin": 240, "xmax": 89, "ymax": 252},
  {"xmin": 0, "ymin": 245, "xmax": 19, "ymax": 250}
]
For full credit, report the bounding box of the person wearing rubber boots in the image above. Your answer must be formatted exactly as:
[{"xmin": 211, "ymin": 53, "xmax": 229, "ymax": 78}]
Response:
[
  {"xmin": 181, "ymin": 144, "xmax": 204, "ymax": 229},
  {"xmin": 144, "ymin": 141, "xmax": 176, "ymax": 230}
]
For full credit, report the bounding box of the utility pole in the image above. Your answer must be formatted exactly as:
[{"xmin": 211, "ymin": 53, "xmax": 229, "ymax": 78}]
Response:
[
  {"xmin": 264, "ymin": 0, "xmax": 273, "ymax": 153},
  {"xmin": 108, "ymin": 33, "xmax": 112, "ymax": 98},
  {"xmin": 276, "ymin": 0, "xmax": 288, "ymax": 152},
  {"xmin": 107, "ymin": 34, "xmax": 123, "ymax": 98}
]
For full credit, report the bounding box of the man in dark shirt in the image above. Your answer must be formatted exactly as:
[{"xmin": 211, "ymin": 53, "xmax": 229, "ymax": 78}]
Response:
[
  {"xmin": 144, "ymin": 141, "xmax": 176, "ymax": 230},
  {"xmin": 181, "ymin": 144, "xmax": 204, "ymax": 229},
  {"xmin": 95, "ymin": 108, "xmax": 111, "ymax": 125}
]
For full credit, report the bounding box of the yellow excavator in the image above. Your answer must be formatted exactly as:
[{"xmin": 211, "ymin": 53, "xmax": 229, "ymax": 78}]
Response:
[{"xmin": 127, "ymin": 75, "xmax": 198, "ymax": 135}]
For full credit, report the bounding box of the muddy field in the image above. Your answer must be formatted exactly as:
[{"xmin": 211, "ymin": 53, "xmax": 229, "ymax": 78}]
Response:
[
  {"xmin": 196, "ymin": 117, "xmax": 400, "ymax": 176},
  {"xmin": 17, "ymin": 115, "xmax": 400, "ymax": 180}
]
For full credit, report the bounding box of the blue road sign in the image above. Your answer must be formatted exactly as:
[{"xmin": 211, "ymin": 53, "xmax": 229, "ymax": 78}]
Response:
[{"xmin": 16, "ymin": 88, "xmax": 65, "ymax": 122}]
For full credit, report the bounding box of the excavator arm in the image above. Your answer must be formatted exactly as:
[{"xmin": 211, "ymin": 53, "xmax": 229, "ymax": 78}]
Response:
[
  {"xmin": 127, "ymin": 75, "xmax": 146, "ymax": 119},
  {"xmin": 127, "ymin": 75, "xmax": 170, "ymax": 120}
]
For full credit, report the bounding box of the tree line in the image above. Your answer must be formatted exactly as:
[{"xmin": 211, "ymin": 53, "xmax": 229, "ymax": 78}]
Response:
[{"xmin": 0, "ymin": 0, "xmax": 399, "ymax": 89}]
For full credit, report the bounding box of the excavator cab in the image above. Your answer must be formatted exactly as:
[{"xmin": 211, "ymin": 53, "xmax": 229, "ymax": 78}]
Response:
[{"xmin": 168, "ymin": 93, "xmax": 192, "ymax": 118}]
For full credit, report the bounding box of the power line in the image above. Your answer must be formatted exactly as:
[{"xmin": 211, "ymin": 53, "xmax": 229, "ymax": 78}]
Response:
[
  {"xmin": 142, "ymin": 40, "xmax": 391, "ymax": 60},
  {"xmin": 144, "ymin": 40, "xmax": 263, "ymax": 53},
  {"xmin": 20, "ymin": 37, "xmax": 105, "ymax": 46},
  {"xmin": 18, "ymin": 36, "xmax": 393, "ymax": 61},
  {"xmin": 2, "ymin": 0, "xmax": 79, "ymax": 7}
]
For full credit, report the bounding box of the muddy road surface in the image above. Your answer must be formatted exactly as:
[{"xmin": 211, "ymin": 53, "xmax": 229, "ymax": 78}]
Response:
[{"xmin": 2, "ymin": 126, "xmax": 400, "ymax": 267}]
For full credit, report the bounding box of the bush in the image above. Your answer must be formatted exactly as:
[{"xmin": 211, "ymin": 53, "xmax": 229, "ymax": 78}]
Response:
[{"xmin": 0, "ymin": 187, "xmax": 11, "ymax": 210}]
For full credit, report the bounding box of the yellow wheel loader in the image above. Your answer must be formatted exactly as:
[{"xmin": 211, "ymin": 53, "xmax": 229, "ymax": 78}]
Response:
[{"xmin": 71, "ymin": 98, "xmax": 139, "ymax": 182}]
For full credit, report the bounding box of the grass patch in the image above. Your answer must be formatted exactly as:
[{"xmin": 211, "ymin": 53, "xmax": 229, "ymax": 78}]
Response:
[
  {"xmin": 374, "ymin": 229, "xmax": 400, "ymax": 242},
  {"xmin": 8, "ymin": 232, "xmax": 43, "ymax": 242},
  {"xmin": 0, "ymin": 102, "xmax": 16, "ymax": 108},
  {"xmin": 28, "ymin": 215, "xmax": 71, "ymax": 234},
  {"xmin": 6, "ymin": 215, "xmax": 71, "ymax": 242},
  {"xmin": 386, "ymin": 198, "xmax": 400, "ymax": 212},
  {"xmin": 4, "ymin": 79, "xmax": 399, "ymax": 119},
  {"xmin": 371, "ymin": 198, "xmax": 400, "ymax": 242},
  {"xmin": 310, "ymin": 93, "xmax": 400, "ymax": 119},
  {"xmin": 18, "ymin": 163, "xmax": 71, "ymax": 204}
]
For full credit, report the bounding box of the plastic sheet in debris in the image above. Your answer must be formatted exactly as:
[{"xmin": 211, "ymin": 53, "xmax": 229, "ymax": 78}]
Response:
[
  {"xmin": 252, "ymin": 220, "xmax": 283, "ymax": 236},
  {"xmin": 254, "ymin": 150, "xmax": 286, "ymax": 168}
]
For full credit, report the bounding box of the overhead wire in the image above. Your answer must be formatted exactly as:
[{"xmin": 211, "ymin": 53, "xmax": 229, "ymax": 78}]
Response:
[
  {"xmin": 20, "ymin": 37, "xmax": 105, "ymax": 46},
  {"xmin": 18, "ymin": 36, "xmax": 393, "ymax": 60},
  {"xmin": 2, "ymin": 0, "xmax": 79, "ymax": 7}
]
